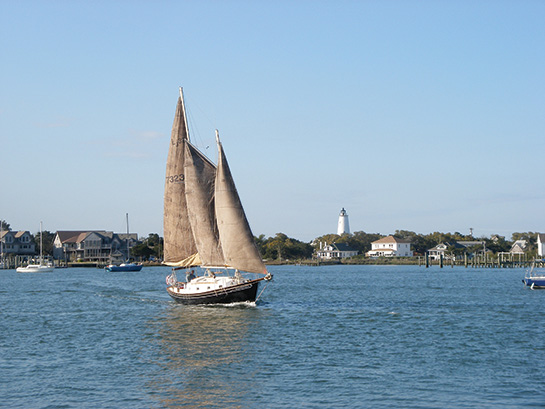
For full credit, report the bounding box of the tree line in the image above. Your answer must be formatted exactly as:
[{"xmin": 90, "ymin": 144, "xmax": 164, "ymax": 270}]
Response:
[
  {"xmin": 256, "ymin": 230, "xmax": 541, "ymax": 261},
  {"xmin": 1, "ymin": 219, "xmax": 540, "ymax": 261}
]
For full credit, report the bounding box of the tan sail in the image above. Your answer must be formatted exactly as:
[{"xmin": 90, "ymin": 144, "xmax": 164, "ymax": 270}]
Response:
[
  {"xmin": 184, "ymin": 142, "xmax": 224, "ymax": 267},
  {"xmin": 214, "ymin": 132, "xmax": 267, "ymax": 275},
  {"xmin": 163, "ymin": 89, "xmax": 198, "ymax": 265}
]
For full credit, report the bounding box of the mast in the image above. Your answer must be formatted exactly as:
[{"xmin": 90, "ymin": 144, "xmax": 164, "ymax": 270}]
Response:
[
  {"xmin": 179, "ymin": 87, "xmax": 190, "ymax": 142},
  {"xmin": 126, "ymin": 213, "xmax": 130, "ymax": 262},
  {"xmin": 1, "ymin": 220, "xmax": 3, "ymax": 266},
  {"xmin": 39, "ymin": 221, "xmax": 43, "ymax": 265}
]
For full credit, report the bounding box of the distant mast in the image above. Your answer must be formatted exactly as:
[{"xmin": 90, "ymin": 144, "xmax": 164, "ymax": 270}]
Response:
[{"xmin": 337, "ymin": 208, "xmax": 350, "ymax": 235}]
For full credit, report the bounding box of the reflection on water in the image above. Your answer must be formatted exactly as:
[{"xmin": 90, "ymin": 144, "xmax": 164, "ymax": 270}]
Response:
[{"xmin": 146, "ymin": 304, "xmax": 264, "ymax": 408}]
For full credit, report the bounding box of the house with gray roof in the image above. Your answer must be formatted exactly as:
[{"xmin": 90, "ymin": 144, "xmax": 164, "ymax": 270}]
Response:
[
  {"xmin": 0, "ymin": 230, "xmax": 35, "ymax": 256},
  {"xmin": 510, "ymin": 239, "xmax": 528, "ymax": 254},
  {"xmin": 427, "ymin": 240, "xmax": 487, "ymax": 261},
  {"xmin": 53, "ymin": 230, "xmax": 139, "ymax": 263},
  {"xmin": 316, "ymin": 242, "xmax": 358, "ymax": 259}
]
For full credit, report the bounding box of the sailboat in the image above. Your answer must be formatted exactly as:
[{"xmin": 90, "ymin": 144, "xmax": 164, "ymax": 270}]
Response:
[
  {"xmin": 163, "ymin": 88, "xmax": 272, "ymax": 305},
  {"xmin": 523, "ymin": 261, "xmax": 545, "ymax": 289},
  {"xmin": 0, "ymin": 220, "xmax": 6, "ymax": 269},
  {"xmin": 105, "ymin": 213, "xmax": 143, "ymax": 272},
  {"xmin": 16, "ymin": 222, "xmax": 55, "ymax": 273}
]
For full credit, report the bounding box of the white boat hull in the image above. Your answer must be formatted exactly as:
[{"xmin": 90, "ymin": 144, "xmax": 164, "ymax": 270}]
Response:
[{"xmin": 16, "ymin": 264, "xmax": 55, "ymax": 273}]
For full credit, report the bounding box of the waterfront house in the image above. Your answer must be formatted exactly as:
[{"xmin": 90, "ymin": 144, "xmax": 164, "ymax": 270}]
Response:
[
  {"xmin": 0, "ymin": 230, "xmax": 36, "ymax": 256},
  {"xmin": 427, "ymin": 240, "xmax": 487, "ymax": 261},
  {"xmin": 427, "ymin": 242, "xmax": 459, "ymax": 261},
  {"xmin": 366, "ymin": 235, "xmax": 413, "ymax": 257},
  {"xmin": 53, "ymin": 230, "xmax": 139, "ymax": 263},
  {"xmin": 509, "ymin": 239, "xmax": 528, "ymax": 254},
  {"xmin": 316, "ymin": 242, "xmax": 358, "ymax": 259}
]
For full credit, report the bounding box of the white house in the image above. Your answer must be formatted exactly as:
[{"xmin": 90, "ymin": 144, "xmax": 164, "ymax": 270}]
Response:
[
  {"xmin": 427, "ymin": 243, "xmax": 452, "ymax": 261},
  {"xmin": 538, "ymin": 234, "xmax": 545, "ymax": 258},
  {"xmin": 427, "ymin": 240, "xmax": 487, "ymax": 260},
  {"xmin": 366, "ymin": 235, "xmax": 413, "ymax": 257},
  {"xmin": 316, "ymin": 242, "xmax": 358, "ymax": 259}
]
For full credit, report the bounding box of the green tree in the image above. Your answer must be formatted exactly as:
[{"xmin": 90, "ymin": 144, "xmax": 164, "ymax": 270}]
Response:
[
  {"xmin": 349, "ymin": 231, "xmax": 384, "ymax": 254},
  {"xmin": 485, "ymin": 235, "xmax": 510, "ymax": 253},
  {"xmin": 258, "ymin": 233, "xmax": 313, "ymax": 261},
  {"xmin": 132, "ymin": 233, "xmax": 163, "ymax": 260},
  {"xmin": 255, "ymin": 234, "xmax": 267, "ymax": 258},
  {"xmin": 265, "ymin": 233, "xmax": 288, "ymax": 260},
  {"xmin": 33, "ymin": 230, "xmax": 55, "ymax": 256}
]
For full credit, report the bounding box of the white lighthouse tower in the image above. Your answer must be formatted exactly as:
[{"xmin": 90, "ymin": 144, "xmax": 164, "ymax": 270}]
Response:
[{"xmin": 337, "ymin": 208, "xmax": 350, "ymax": 235}]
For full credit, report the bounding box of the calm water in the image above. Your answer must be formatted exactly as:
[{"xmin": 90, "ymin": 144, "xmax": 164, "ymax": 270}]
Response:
[{"xmin": 1, "ymin": 265, "xmax": 545, "ymax": 408}]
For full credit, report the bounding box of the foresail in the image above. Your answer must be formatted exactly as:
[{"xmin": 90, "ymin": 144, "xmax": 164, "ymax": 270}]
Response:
[
  {"xmin": 214, "ymin": 133, "xmax": 267, "ymax": 275},
  {"xmin": 163, "ymin": 91, "xmax": 198, "ymax": 265},
  {"xmin": 184, "ymin": 142, "xmax": 224, "ymax": 267}
]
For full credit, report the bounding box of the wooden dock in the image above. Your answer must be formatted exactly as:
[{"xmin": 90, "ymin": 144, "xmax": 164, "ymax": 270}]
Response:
[{"xmin": 420, "ymin": 253, "xmax": 544, "ymax": 269}]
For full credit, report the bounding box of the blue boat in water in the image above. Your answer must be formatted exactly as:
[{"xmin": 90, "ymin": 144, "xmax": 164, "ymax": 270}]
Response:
[
  {"xmin": 104, "ymin": 213, "xmax": 143, "ymax": 273},
  {"xmin": 523, "ymin": 262, "xmax": 545, "ymax": 289},
  {"xmin": 105, "ymin": 263, "xmax": 143, "ymax": 272}
]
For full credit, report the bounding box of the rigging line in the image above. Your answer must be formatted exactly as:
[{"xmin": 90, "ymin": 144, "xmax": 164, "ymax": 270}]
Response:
[
  {"xmin": 184, "ymin": 92, "xmax": 218, "ymax": 152},
  {"xmin": 185, "ymin": 104, "xmax": 216, "ymax": 160},
  {"xmin": 255, "ymin": 280, "xmax": 270, "ymax": 303}
]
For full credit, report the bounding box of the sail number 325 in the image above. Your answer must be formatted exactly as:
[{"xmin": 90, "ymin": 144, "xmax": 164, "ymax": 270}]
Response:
[{"xmin": 166, "ymin": 174, "xmax": 184, "ymax": 183}]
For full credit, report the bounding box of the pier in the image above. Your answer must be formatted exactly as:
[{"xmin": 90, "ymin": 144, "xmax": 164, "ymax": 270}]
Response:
[{"xmin": 420, "ymin": 253, "xmax": 542, "ymax": 269}]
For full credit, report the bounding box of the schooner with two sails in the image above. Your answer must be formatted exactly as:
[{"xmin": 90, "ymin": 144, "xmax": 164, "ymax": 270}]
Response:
[{"xmin": 164, "ymin": 88, "xmax": 272, "ymax": 305}]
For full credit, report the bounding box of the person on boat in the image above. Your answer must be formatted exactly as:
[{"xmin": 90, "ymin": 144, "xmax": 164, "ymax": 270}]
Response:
[{"xmin": 186, "ymin": 270, "xmax": 196, "ymax": 282}]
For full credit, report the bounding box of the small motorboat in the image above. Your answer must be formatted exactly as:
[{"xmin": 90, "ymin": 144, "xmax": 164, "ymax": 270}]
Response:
[{"xmin": 105, "ymin": 262, "xmax": 143, "ymax": 272}]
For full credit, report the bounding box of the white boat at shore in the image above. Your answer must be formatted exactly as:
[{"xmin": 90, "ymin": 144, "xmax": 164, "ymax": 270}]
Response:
[
  {"xmin": 16, "ymin": 263, "xmax": 55, "ymax": 273},
  {"xmin": 17, "ymin": 222, "xmax": 55, "ymax": 273}
]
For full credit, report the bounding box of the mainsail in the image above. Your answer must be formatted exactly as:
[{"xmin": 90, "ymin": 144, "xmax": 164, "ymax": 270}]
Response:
[
  {"xmin": 163, "ymin": 89, "xmax": 197, "ymax": 266},
  {"xmin": 163, "ymin": 89, "xmax": 267, "ymax": 275}
]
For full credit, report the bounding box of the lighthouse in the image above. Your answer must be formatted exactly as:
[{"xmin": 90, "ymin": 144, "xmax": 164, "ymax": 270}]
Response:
[{"xmin": 337, "ymin": 208, "xmax": 350, "ymax": 235}]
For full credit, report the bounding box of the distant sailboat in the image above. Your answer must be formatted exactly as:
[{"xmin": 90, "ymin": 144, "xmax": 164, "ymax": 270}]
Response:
[
  {"xmin": 164, "ymin": 88, "xmax": 272, "ymax": 305},
  {"xmin": 523, "ymin": 261, "xmax": 545, "ymax": 289},
  {"xmin": 105, "ymin": 213, "xmax": 143, "ymax": 272},
  {"xmin": 16, "ymin": 222, "xmax": 55, "ymax": 273},
  {"xmin": 0, "ymin": 220, "xmax": 6, "ymax": 269}
]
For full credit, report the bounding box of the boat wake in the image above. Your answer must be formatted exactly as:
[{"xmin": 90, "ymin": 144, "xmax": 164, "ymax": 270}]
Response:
[{"xmin": 202, "ymin": 301, "xmax": 257, "ymax": 308}]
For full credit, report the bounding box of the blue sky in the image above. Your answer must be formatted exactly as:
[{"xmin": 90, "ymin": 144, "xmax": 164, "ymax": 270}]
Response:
[{"xmin": 1, "ymin": 0, "xmax": 544, "ymax": 241}]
